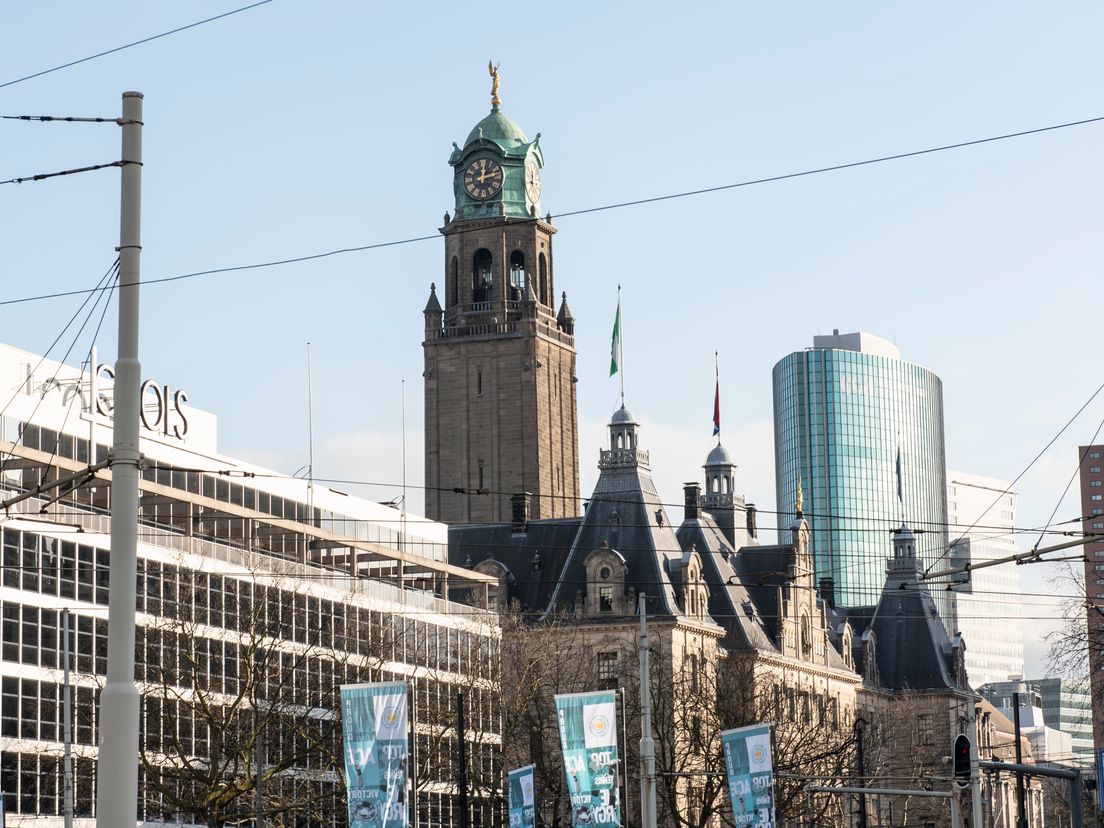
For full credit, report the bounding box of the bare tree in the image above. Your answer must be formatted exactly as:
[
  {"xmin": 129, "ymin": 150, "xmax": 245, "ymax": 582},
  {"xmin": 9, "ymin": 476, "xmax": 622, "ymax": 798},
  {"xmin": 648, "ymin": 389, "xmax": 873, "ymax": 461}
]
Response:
[{"xmin": 138, "ymin": 565, "xmax": 397, "ymax": 827}]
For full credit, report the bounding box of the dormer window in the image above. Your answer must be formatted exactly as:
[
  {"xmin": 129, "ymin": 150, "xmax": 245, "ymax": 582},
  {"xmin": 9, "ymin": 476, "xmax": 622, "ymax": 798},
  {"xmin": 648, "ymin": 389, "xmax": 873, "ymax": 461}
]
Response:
[{"xmin": 599, "ymin": 586, "xmax": 614, "ymax": 613}]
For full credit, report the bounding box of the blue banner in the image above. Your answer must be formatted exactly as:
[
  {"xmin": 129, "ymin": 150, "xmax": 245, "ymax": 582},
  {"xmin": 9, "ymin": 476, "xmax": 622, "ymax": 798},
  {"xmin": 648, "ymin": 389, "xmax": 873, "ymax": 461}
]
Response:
[
  {"xmin": 554, "ymin": 690, "xmax": 621, "ymax": 828},
  {"xmin": 508, "ymin": 764, "xmax": 537, "ymax": 828},
  {"xmin": 340, "ymin": 682, "xmax": 409, "ymax": 828},
  {"xmin": 1097, "ymin": 748, "xmax": 1104, "ymax": 809},
  {"xmin": 721, "ymin": 724, "xmax": 775, "ymax": 827}
]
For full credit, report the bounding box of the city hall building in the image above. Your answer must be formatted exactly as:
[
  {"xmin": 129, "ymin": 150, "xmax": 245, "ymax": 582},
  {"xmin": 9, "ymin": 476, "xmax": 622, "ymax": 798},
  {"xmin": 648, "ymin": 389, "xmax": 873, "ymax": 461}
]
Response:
[{"xmin": 0, "ymin": 342, "xmax": 500, "ymax": 826}]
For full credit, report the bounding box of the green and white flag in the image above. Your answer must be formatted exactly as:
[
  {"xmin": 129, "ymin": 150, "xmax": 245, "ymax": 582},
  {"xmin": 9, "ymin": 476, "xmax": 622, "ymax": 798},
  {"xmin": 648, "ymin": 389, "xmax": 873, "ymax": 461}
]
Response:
[{"xmin": 609, "ymin": 296, "xmax": 621, "ymax": 377}]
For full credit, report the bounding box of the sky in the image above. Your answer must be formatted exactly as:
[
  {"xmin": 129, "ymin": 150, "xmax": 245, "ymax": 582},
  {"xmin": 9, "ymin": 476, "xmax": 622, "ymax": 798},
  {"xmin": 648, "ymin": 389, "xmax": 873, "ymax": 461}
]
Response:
[{"xmin": 2, "ymin": 1, "xmax": 1102, "ymax": 677}]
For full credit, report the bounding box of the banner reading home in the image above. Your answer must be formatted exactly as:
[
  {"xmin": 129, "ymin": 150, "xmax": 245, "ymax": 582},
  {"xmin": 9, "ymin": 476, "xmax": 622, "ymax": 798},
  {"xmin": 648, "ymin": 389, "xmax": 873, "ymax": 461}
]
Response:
[
  {"xmin": 554, "ymin": 691, "xmax": 621, "ymax": 828},
  {"xmin": 508, "ymin": 764, "xmax": 537, "ymax": 828},
  {"xmin": 340, "ymin": 682, "xmax": 410, "ymax": 828},
  {"xmin": 721, "ymin": 724, "xmax": 776, "ymax": 828}
]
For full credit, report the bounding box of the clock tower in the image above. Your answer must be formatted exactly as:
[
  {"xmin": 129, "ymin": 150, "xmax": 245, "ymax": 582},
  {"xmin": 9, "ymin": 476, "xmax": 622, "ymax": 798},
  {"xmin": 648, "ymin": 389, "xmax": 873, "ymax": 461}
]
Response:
[{"xmin": 423, "ymin": 68, "xmax": 580, "ymax": 524}]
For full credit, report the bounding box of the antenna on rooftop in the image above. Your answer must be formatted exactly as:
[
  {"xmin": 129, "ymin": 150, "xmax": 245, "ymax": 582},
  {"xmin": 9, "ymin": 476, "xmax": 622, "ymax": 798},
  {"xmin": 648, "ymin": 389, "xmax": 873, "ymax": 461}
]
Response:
[{"xmin": 307, "ymin": 342, "xmax": 315, "ymax": 527}]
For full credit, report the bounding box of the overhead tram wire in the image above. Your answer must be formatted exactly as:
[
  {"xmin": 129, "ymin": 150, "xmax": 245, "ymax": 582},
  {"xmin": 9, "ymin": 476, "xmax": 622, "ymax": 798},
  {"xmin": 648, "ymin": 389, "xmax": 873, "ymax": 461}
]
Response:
[
  {"xmin": 136, "ymin": 463, "xmax": 1091, "ymax": 538},
  {"xmin": 0, "ymin": 259, "xmax": 119, "ymax": 472},
  {"xmin": 0, "ymin": 0, "xmax": 278, "ymax": 91},
  {"xmin": 928, "ymin": 373, "xmax": 1104, "ymax": 575},
  {"xmin": 3, "ymin": 113, "xmax": 1104, "ymax": 307}
]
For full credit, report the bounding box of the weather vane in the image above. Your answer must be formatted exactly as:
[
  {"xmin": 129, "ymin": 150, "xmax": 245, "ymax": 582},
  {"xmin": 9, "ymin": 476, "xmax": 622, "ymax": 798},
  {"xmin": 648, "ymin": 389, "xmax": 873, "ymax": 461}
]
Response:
[{"xmin": 488, "ymin": 60, "xmax": 501, "ymax": 109}]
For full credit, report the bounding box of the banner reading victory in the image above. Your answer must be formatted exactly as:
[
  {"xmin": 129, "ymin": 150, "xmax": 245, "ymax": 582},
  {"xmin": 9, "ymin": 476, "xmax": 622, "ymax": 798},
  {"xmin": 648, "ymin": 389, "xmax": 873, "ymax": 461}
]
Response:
[
  {"xmin": 554, "ymin": 690, "xmax": 621, "ymax": 828},
  {"xmin": 508, "ymin": 764, "xmax": 537, "ymax": 828},
  {"xmin": 340, "ymin": 682, "xmax": 410, "ymax": 828},
  {"xmin": 722, "ymin": 724, "xmax": 775, "ymax": 828}
]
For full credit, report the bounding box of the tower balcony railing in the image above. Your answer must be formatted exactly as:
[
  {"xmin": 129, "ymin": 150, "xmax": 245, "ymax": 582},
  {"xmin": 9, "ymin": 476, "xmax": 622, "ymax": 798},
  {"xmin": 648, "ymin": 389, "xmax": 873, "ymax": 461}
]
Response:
[
  {"xmin": 598, "ymin": 447, "xmax": 650, "ymax": 470},
  {"xmin": 430, "ymin": 320, "xmax": 520, "ymax": 340},
  {"xmin": 701, "ymin": 492, "xmax": 735, "ymax": 509}
]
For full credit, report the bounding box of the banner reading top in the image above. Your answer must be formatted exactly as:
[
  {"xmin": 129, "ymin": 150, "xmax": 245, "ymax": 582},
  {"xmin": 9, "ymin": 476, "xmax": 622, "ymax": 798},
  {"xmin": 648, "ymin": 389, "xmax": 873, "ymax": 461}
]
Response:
[
  {"xmin": 340, "ymin": 682, "xmax": 410, "ymax": 828},
  {"xmin": 508, "ymin": 764, "xmax": 537, "ymax": 828},
  {"xmin": 554, "ymin": 690, "xmax": 621, "ymax": 828},
  {"xmin": 721, "ymin": 724, "xmax": 776, "ymax": 828}
]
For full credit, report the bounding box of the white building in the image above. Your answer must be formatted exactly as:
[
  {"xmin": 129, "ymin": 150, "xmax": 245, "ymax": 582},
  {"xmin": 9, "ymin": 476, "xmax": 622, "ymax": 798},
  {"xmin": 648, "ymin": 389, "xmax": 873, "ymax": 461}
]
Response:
[
  {"xmin": 946, "ymin": 471, "xmax": 1025, "ymax": 689},
  {"xmin": 0, "ymin": 342, "xmax": 500, "ymax": 826}
]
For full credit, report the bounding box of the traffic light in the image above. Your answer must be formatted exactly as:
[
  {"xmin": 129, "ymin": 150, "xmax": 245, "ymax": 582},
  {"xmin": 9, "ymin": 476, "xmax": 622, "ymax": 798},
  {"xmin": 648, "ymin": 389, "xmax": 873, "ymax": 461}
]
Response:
[{"xmin": 953, "ymin": 733, "xmax": 971, "ymax": 788}]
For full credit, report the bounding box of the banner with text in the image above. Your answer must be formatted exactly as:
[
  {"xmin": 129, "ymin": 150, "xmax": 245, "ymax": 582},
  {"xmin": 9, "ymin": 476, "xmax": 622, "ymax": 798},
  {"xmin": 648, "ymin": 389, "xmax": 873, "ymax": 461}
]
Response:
[
  {"xmin": 554, "ymin": 690, "xmax": 621, "ymax": 828},
  {"xmin": 508, "ymin": 764, "xmax": 537, "ymax": 828},
  {"xmin": 721, "ymin": 724, "xmax": 775, "ymax": 828},
  {"xmin": 340, "ymin": 682, "xmax": 409, "ymax": 828}
]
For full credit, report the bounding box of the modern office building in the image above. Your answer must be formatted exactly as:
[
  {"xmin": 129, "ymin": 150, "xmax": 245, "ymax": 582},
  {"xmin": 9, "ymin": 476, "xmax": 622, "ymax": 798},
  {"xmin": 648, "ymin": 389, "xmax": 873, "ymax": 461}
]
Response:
[
  {"xmin": 980, "ymin": 679, "xmax": 1093, "ymax": 768},
  {"xmin": 1077, "ymin": 444, "xmax": 1104, "ymax": 755},
  {"xmin": 0, "ymin": 342, "xmax": 500, "ymax": 826},
  {"xmin": 772, "ymin": 330, "xmax": 949, "ymax": 613},
  {"xmin": 945, "ymin": 471, "xmax": 1024, "ymax": 688}
]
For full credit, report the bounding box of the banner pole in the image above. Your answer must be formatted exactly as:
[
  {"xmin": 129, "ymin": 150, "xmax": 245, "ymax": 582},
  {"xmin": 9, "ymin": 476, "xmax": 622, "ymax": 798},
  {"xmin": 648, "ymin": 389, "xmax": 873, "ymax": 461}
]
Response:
[{"xmin": 411, "ymin": 681, "xmax": 418, "ymax": 828}]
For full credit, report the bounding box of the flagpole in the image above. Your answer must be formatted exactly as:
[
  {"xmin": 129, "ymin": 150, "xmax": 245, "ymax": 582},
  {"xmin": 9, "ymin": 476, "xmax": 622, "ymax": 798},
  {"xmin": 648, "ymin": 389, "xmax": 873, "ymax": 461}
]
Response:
[
  {"xmin": 714, "ymin": 351, "xmax": 720, "ymax": 446},
  {"xmin": 618, "ymin": 284, "xmax": 625, "ymax": 405}
]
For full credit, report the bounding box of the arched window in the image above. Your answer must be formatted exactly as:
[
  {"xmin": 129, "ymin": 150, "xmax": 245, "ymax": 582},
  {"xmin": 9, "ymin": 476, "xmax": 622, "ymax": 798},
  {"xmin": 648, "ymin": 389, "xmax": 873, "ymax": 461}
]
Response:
[
  {"xmin": 472, "ymin": 249, "xmax": 493, "ymax": 303},
  {"xmin": 711, "ymin": 476, "xmax": 720, "ymax": 494},
  {"xmin": 721, "ymin": 476, "xmax": 729, "ymax": 494},
  {"xmin": 509, "ymin": 250, "xmax": 526, "ymax": 298},
  {"xmin": 450, "ymin": 256, "xmax": 458, "ymax": 306},
  {"xmin": 538, "ymin": 253, "xmax": 548, "ymax": 306}
]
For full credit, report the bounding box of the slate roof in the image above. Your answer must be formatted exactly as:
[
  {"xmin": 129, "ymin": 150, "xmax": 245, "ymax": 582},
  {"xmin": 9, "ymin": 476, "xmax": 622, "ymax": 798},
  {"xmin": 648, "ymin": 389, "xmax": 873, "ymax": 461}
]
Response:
[
  {"xmin": 676, "ymin": 514, "xmax": 776, "ymax": 651},
  {"xmin": 852, "ymin": 527, "xmax": 967, "ymax": 693},
  {"xmin": 449, "ymin": 411, "xmax": 685, "ymax": 618}
]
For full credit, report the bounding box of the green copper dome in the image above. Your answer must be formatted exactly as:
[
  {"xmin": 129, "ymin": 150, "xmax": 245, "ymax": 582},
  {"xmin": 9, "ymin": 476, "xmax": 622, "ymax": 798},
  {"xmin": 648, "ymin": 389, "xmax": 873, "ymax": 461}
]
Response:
[{"xmin": 464, "ymin": 108, "xmax": 528, "ymax": 150}]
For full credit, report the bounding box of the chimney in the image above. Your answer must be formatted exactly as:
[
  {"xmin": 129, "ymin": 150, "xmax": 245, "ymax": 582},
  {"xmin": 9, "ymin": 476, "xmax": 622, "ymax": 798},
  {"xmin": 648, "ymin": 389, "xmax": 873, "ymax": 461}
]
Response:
[
  {"xmin": 818, "ymin": 576, "xmax": 835, "ymax": 608},
  {"xmin": 746, "ymin": 503, "xmax": 758, "ymax": 540},
  {"xmin": 683, "ymin": 482, "xmax": 700, "ymax": 520},
  {"xmin": 511, "ymin": 492, "xmax": 532, "ymax": 533}
]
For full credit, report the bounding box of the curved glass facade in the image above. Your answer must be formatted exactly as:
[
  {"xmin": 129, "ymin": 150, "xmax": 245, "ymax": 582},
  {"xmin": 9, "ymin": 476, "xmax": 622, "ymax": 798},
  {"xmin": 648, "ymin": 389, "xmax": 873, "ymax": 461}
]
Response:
[{"xmin": 773, "ymin": 342, "xmax": 948, "ymax": 613}]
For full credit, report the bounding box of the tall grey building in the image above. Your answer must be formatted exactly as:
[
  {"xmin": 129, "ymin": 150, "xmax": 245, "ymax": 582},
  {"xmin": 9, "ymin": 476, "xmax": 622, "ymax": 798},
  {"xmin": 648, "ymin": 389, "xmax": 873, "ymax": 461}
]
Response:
[
  {"xmin": 946, "ymin": 471, "xmax": 1025, "ymax": 688},
  {"xmin": 772, "ymin": 330, "xmax": 949, "ymax": 613}
]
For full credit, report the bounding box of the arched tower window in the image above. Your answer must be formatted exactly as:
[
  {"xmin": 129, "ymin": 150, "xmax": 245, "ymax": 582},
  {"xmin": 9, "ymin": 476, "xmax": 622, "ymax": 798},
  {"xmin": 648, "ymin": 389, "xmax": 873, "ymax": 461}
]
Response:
[
  {"xmin": 509, "ymin": 250, "xmax": 526, "ymax": 298},
  {"xmin": 538, "ymin": 253, "xmax": 548, "ymax": 306},
  {"xmin": 472, "ymin": 249, "xmax": 493, "ymax": 303},
  {"xmin": 450, "ymin": 256, "xmax": 458, "ymax": 307}
]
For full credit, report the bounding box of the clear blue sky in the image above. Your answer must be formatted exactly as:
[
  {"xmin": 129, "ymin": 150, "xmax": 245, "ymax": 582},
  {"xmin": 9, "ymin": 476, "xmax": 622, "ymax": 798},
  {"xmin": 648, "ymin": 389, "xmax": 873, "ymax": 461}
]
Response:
[{"xmin": 3, "ymin": 2, "xmax": 1102, "ymax": 674}]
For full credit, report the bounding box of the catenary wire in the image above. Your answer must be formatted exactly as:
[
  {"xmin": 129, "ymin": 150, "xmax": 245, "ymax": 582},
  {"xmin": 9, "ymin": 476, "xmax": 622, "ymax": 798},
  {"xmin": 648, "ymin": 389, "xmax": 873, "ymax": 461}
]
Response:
[
  {"xmin": 0, "ymin": 0, "xmax": 278, "ymax": 90},
  {"xmin": 2, "ymin": 114, "xmax": 1104, "ymax": 306},
  {"xmin": 930, "ymin": 374, "xmax": 1104, "ymax": 574},
  {"xmin": 0, "ymin": 160, "xmax": 124, "ymax": 186},
  {"xmin": 1029, "ymin": 416, "xmax": 1104, "ymax": 553},
  {"xmin": 0, "ymin": 259, "xmax": 119, "ymax": 477}
]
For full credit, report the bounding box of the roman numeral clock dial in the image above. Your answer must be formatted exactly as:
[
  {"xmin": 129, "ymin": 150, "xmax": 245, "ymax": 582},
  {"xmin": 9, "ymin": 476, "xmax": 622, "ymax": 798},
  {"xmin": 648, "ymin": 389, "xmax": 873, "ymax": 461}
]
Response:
[{"xmin": 464, "ymin": 158, "xmax": 503, "ymax": 200}]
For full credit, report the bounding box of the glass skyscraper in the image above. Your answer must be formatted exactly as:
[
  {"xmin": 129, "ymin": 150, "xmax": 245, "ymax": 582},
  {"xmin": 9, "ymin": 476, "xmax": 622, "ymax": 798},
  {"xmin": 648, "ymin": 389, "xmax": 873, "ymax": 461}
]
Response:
[{"xmin": 773, "ymin": 331, "xmax": 949, "ymax": 613}]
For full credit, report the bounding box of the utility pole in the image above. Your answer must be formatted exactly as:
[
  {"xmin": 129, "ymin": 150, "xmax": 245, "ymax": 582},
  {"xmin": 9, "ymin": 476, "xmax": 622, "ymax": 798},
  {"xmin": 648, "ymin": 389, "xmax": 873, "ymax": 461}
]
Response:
[
  {"xmin": 255, "ymin": 729, "xmax": 265, "ymax": 828},
  {"xmin": 854, "ymin": 718, "xmax": 868, "ymax": 828},
  {"xmin": 967, "ymin": 699, "xmax": 984, "ymax": 828},
  {"xmin": 95, "ymin": 90, "xmax": 143, "ymax": 828},
  {"xmin": 638, "ymin": 594, "xmax": 656, "ymax": 828},
  {"xmin": 457, "ymin": 691, "xmax": 470, "ymax": 828},
  {"xmin": 62, "ymin": 608, "xmax": 74, "ymax": 828},
  {"xmin": 1013, "ymin": 692, "xmax": 1028, "ymax": 828}
]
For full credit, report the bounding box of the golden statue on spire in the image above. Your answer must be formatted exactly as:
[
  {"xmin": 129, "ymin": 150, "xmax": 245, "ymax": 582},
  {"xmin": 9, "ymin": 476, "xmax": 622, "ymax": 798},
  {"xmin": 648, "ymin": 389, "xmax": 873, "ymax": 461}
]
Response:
[
  {"xmin": 488, "ymin": 60, "xmax": 502, "ymax": 109},
  {"xmin": 795, "ymin": 478, "xmax": 804, "ymax": 516}
]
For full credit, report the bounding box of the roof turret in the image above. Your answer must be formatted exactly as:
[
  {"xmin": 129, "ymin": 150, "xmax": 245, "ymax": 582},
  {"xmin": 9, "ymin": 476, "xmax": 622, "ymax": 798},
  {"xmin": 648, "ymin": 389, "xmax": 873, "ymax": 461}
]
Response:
[
  {"xmin": 705, "ymin": 443, "xmax": 735, "ymax": 467},
  {"xmin": 423, "ymin": 282, "xmax": 442, "ymax": 315}
]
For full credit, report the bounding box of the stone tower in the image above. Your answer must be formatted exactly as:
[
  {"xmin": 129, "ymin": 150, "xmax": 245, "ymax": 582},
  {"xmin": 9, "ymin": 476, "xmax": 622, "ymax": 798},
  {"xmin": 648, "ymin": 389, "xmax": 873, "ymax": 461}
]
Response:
[{"xmin": 423, "ymin": 77, "xmax": 580, "ymax": 524}]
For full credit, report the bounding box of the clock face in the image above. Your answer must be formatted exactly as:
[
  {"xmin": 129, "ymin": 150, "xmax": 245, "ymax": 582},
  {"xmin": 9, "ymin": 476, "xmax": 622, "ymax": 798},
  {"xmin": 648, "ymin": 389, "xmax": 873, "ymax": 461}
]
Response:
[
  {"xmin": 525, "ymin": 162, "xmax": 542, "ymax": 203},
  {"xmin": 464, "ymin": 158, "xmax": 503, "ymax": 200}
]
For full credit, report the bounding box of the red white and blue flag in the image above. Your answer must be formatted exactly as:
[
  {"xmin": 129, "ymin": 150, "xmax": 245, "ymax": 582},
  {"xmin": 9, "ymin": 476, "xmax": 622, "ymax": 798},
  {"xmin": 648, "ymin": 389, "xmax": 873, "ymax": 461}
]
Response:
[{"xmin": 712, "ymin": 355, "xmax": 721, "ymax": 437}]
